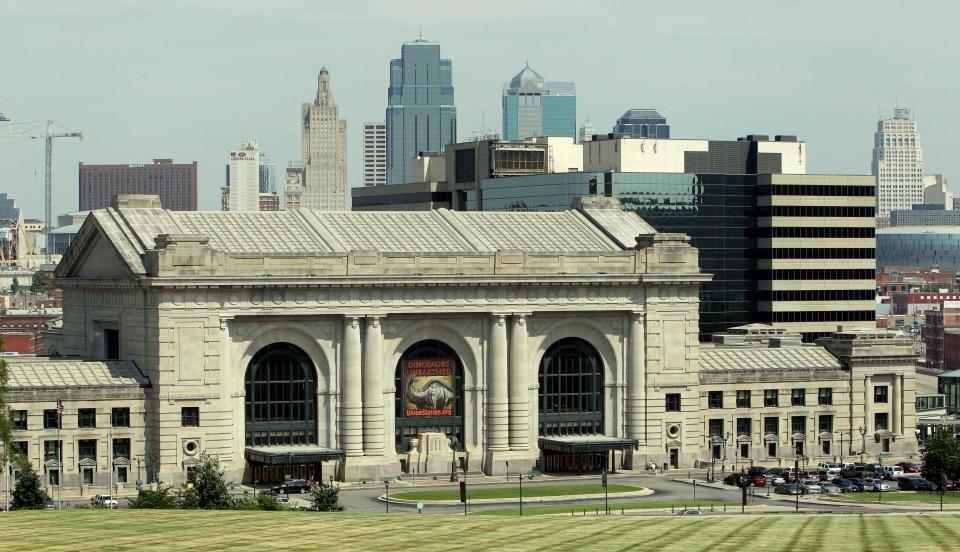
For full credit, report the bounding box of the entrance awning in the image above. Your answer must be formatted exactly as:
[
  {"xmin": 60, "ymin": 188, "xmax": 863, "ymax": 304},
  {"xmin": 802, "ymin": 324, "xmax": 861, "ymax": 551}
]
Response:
[
  {"xmin": 538, "ymin": 435, "xmax": 638, "ymax": 454},
  {"xmin": 245, "ymin": 446, "xmax": 346, "ymax": 465}
]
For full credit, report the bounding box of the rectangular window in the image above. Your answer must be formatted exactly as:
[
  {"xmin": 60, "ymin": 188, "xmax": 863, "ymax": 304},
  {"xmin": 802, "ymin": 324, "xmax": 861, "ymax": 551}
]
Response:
[
  {"xmin": 49, "ymin": 469, "xmax": 60, "ymax": 486},
  {"xmin": 181, "ymin": 407, "xmax": 200, "ymax": 427},
  {"xmin": 736, "ymin": 390, "xmax": 751, "ymax": 408},
  {"xmin": 818, "ymin": 388, "xmax": 833, "ymax": 406},
  {"xmin": 665, "ymin": 393, "xmax": 681, "ymax": 412},
  {"xmin": 105, "ymin": 328, "xmax": 120, "ymax": 359},
  {"xmin": 791, "ymin": 389, "xmax": 806, "ymax": 407},
  {"xmin": 874, "ymin": 386, "xmax": 889, "ymax": 404},
  {"xmin": 764, "ymin": 416, "xmax": 779, "ymax": 436},
  {"xmin": 819, "ymin": 414, "xmax": 833, "ymax": 433},
  {"xmin": 767, "ymin": 442, "xmax": 777, "ymax": 457},
  {"xmin": 78, "ymin": 408, "xmax": 97, "ymax": 428},
  {"xmin": 113, "ymin": 438, "xmax": 131, "ymax": 460},
  {"xmin": 111, "ymin": 407, "xmax": 130, "ymax": 428},
  {"xmin": 875, "ymin": 413, "xmax": 889, "ymax": 430},
  {"xmin": 764, "ymin": 390, "xmax": 779, "ymax": 408},
  {"xmin": 736, "ymin": 417, "xmax": 751, "ymax": 437},
  {"xmin": 44, "ymin": 409, "xmax": 59, "ymax": 429},
  {"xmin": 708, "ymin": 418, "xmax": 724, "ymax": 437},
  {"xmin": 83, "ymin": 468, "xmax": 94, "ymax": 485},
  {"xmin": 822, "ymin": 441, "xmax": 831, "ymax": 455},
  {"xmin": 708, "ymin": 391, "xmax": 723, "ymax": 409},
  {"xmin": 11, "ymin": 441, "xmax": 28, "ymax": 460},
  {"xmin": 78, "ymin": 439, "xmax": 97, "ymax": 461},
  {"xmin": 44, "ymin": 440, "xmax": 60, "ymax": 462},
  {"xmin": 11, "ymin": 410, "xmax": 27, "ymax": 430},
  {"xmin": 117, "ymin": 466, "xmax": 128, "ymax": 484},
  {"xmin": 791, "ymin": 415, "xmax": 806, "ymax": 435}
]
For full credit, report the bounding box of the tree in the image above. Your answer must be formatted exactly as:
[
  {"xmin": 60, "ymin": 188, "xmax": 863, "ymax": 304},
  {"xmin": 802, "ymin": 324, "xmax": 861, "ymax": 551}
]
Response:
[
  {"xmin": 310, "ymin": 482, "xmax": 344, "ymax": 512},
  {"xmin": 128, "ymin": 484, "xmax": 178, "ymax": 509},
  {"xmin": 0, "ymin": 336, "xmax": 12, "ymax": 467},
  {"xmin": 30, "ymin": 271, "xmax": 51, "ymax": 294},
  {"xmin": 187, "ymin": 451, "xmax": 233, "ymax": 510},
  {"xmin": 9, "ymin": 277, "xmax": 18, "ymax": 294},
  {"xmin": 11, "ymin": 462, "xmax": 49, "ymax": 510},
  {"xmin": 921, "ymin": 428, "xmax": 960, "ymax": 487}
]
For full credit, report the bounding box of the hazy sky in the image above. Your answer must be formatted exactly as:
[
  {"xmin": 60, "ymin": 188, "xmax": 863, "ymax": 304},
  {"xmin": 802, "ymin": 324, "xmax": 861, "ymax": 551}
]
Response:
[{"xmin": 1, "ymin": 0, "xmax": 957, "ymax": 218}]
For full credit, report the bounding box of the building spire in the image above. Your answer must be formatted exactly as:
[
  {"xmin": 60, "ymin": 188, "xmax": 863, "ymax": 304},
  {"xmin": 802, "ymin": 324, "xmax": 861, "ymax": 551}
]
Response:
[{"xmin": 316, "ymin": 66, "xmax": 331, "ymax": 105}]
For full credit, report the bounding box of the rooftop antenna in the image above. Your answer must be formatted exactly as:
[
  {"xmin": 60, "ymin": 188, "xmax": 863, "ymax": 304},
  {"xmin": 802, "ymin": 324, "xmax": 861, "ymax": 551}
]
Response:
[{"xmin": 419, "ymin": 26, "xmax": 422, "ymax": 40}]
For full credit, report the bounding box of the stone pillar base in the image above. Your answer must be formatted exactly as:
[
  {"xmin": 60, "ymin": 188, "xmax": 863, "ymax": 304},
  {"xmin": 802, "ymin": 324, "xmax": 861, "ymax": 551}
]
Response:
[
  {"xmin": 482, "ymin": 450, "xmax": 540, "ymax": 476},
  {"xmin": 339, "ymin": 456, "xmax": 401, "ymax": 483}
]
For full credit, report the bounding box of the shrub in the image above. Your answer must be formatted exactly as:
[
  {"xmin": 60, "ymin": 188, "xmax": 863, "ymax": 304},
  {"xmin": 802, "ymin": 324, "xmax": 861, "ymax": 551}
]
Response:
[{"xmin": 310, "ymin": 483, "xmax": 344, "ymax": 512}]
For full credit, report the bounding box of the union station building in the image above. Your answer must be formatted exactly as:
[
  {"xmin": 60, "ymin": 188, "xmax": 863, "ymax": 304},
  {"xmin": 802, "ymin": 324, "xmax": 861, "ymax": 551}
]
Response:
[{"xmin": 3, "ymin": 195, "xmax": 918, "ymax": 490}]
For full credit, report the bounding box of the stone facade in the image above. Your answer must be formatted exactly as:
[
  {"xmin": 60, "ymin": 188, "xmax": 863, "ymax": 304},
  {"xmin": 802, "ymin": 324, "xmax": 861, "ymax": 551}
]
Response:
[{"xmin": 17, "ymin": 195, "xmax": 917, "ymax": 490}]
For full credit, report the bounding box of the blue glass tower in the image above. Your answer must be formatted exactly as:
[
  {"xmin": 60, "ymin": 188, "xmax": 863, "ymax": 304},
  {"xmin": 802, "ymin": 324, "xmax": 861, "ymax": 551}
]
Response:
[
  {"xmin": 613, "ymin": 109, "xmax": 670, "ymax": 138},
  {"xmin": 502, "ymin": 64, "xmax": 575, "ymax": 140},
  {"xmin": 386, "ymin": 39, "xmax": 457, "ymax": 185}
]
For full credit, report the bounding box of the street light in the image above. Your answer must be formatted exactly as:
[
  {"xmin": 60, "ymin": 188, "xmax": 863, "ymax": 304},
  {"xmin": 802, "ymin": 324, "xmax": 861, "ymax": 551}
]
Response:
[
  {"xmin": 859, "ymin": 426, "xmax": 867, "ymax": 463},
  {"xmin": 384, "ymin": 480, "xmax": 390, "ymax": 514}
]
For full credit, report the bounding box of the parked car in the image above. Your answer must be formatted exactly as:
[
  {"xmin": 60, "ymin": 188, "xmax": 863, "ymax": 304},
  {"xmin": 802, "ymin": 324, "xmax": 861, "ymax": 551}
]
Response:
[
  {"xmin": 767, "ymin": 475, "xmax": 787, "ymax": 486},
  {"xmin": 880, "ymin": 466, "xmax": 905, "ymax": 480},
  {"xmin": 941, "ymin": 480, "xmax": 960, "ymax": 492},
  {"xmin": 817, "ymin": 463, "xmax": 841, "ymax": 478},
  {"xmin": 896, "ymin": 462, "xmax": 920, "ymax": 473},
  {"xmin": 911, "ymin": 478, "xmax": 938, "ymax": 491},
  {"xmin": 676, "ymin": 508, "xmax": 704, "ymax": 516},
  {"xmin": 747, "ymin": 466, "xmax": 770, "ymax": 476},
  {"xmin": 835, "ymin": 479, "xmax": 861, "ymax": 493},
  {"xmin": 774, "ymin": 483, "xmax": 806, "ymax": 495},
  {"xmin": 723, "ymin": 473, "xmax": 741, "ymax": 486},
  {"xmin": 854, "ymin": 478, "xmax": 876, "ymax": 492},
  {"xmin": 261, "ymin": 489, "xmax": 289, "ymax": 503},
  {"xmin": 819, "ymin": 483, "xmax": 842, "ymax": 494},
  {"xmin": 45, "ymin": 497, "xmax": 57, "ymax": 510},
  {"xmin": 750, "ymin": 474, "xmax": 767, "ymax": 487},
  {"xmin": 91, "ymin": 494, "xmax": 118, "ymax": 509},
  {"xmin": 899, "ymin": 478, "xmax": 925, "ymax": 491},
  {"xmin": 272, "ymin": 479, "xmax": 311, "ymax": 494},
  {"xmin": 861, "ymin": 478, "xmax": 890, "ymax": 492},
  {"xmin": 800, "ymin": 480, "xmax": 822, "ymax": 494}
]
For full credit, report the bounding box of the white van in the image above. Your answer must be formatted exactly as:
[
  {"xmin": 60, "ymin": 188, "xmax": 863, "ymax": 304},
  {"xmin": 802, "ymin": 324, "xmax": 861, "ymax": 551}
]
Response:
[
  {"xmin": 880, "ymin": 465, "xmax": 904, "ymax": 480},
  {"xmin": 817, "ymin": 462, "xmax": 841, "ymax": 478}
]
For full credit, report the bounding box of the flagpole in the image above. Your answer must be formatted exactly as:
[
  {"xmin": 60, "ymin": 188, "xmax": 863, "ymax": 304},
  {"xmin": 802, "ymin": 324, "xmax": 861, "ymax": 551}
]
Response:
[{"xmin": 57, "ymin": 398, "xmax": 62, "ymax": 511}]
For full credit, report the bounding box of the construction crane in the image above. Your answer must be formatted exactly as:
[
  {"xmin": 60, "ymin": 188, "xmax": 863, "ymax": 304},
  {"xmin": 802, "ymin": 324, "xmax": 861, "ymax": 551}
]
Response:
[{"xmin": 0, "ymin": 117, "xmax": 83, "ymax": 262}]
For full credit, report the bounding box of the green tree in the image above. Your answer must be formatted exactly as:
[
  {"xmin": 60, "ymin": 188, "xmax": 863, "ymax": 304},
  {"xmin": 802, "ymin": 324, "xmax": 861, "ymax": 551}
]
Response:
[
  {"xmin": 128, "ymin": 484, "xmax": 178, "ymax": 509},
  {"xmin": 187, "ymin": 451, "xmax": 233, "ymax": 509},
  {"xmin": 921, "ymin": 429, "xmax": 960, "ymax": 487},
  {"xmin": 11, "ymin": 462, "xmax": 49, "ymax": 510},
  {"xmin": 0, "ymin": 336, "xmax": 12, "ymax": 466},
  {"xmin": 30, "ymin": 271, "xmax": 51, "ymax": 294},
  {"xmin": 233, "ymin": 491, "xmax": 289, "ymax": 511},
  {"xmin": 10, "ymin": 277, "xmax": 18, "ymax": 294},
  {"xmin": 310, "ymin": 482, "xmax": 344, "ymax": 512}
]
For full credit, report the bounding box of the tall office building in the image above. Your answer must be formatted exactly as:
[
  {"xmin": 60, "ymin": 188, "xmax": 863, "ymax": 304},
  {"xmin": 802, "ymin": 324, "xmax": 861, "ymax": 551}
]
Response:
[
  {"xmin": 228, "ymin": 141, "xmax": 260, "ymax": 212},
  {"xmin": 578, "ymin": 120, "xmax": 595, "ymax": 143},
  {"xmin": 502, "ymin": 63, "xmax": 576, "ymax": 141},
  {"xmin": 301, "ymin": 67, "xmax": 347, "ymax": 210},
  {"xmin": 386, "ymin": 39, "xmax": 457, "ymax": 185},
  {"xmin": 613, "ymin": 109, "xmax": 670, "ymax": 138},
  {"xmin": 79, "ymin": 159, "xmax": 197, "ymax": 211},
  {"xmin": 872, "ymin": 107, "xmax": 924, "ymax": 221},
  {"xmin": 363, "ymin": 122, "xmax": 387, "ymax": 186},
  {"xmin": 259, "ymin": 153, "xmax": 276, "ymax": 194}
]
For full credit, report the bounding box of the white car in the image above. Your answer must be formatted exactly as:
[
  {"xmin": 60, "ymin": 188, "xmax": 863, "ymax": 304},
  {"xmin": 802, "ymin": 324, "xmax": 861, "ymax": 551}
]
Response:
[
  {"xmin": 91, "ymin": 494, "xmax": 118, "ymax": 508},
  {"xmin": 817, "ymin": 463, "xmax": 841, "ymax": 478},
  {"xmin": 880, "ymin": 466, "xmax": 904, "ymax": 480}
]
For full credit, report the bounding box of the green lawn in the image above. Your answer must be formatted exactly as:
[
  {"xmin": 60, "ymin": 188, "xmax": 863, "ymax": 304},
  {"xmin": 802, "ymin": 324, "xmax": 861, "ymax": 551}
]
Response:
[
  {"xmin": 475, "ymin": 500, "xmax": 738, "ymax": 516},
  {"xmin": 836, "ymin": 491, "xmax": 960, "ymax": 504},
  {"xmin": 2, "ymin": 510, "xmax": 960, "ymax": 551},
  {"xmin": 391, "ymin": 483, "xmax": 640, "ymax": 501}
]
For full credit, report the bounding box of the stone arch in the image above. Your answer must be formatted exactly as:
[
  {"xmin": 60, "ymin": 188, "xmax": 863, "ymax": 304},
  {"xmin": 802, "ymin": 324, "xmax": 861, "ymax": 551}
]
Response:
[
  {"xmin": 529, "ymin": 317, "xmax": 621, "ymax": 388},
  {"xmin": 237, "ymin": 323, "xmax": 334, "ymax": 391},
  {"xmin": 384, "ymin": 319, "xmax": 480, "ymax": 389},
  {"xmin": 244, "ymin": 342, "xmax": 318, "ymax": 447}
]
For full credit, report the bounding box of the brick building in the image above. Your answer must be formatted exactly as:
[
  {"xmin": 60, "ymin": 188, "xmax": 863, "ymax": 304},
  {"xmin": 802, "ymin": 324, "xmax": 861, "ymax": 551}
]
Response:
[{"xmin": 79, "ymin": 159, "xmax": 198, "ymax": 211}]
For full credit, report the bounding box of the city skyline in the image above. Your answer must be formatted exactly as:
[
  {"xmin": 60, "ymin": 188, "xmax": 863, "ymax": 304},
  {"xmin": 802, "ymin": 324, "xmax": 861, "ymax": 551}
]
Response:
[{"xmin": 0, "ymin": 0, "xmax": 957, "ymax": 216}]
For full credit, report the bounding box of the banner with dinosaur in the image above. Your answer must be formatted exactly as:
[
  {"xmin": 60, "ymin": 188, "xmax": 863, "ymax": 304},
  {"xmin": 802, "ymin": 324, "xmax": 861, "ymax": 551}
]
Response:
[{"xmin": 403, "ymin": 358, "xmax": 456, "ymax": 417}]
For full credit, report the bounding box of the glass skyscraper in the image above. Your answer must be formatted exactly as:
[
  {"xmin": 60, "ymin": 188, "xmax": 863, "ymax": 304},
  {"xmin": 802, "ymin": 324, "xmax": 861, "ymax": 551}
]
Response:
[
  {"xmin": 613, "ymin": 109, "xmax": 670, "ymax": 138},
  {"xmin": 386, "ymin": 39, "xmax": 457, "ymax": 185},
  {"xmin": 502, "ymin": 64, "xmax": 575, "ymax": 140}
]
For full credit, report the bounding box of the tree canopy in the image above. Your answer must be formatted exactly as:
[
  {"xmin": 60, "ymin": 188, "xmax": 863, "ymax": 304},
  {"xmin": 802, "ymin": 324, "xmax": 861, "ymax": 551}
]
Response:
[
  {"xmin": 0, "ymin": 336, "xmax": 12, "ymax": 466},
  {"xmin": 921, "ymin": 428, "xmax": 960, "ymax": 486},
  {"xmin": 11, "ymin": 463, "xmax": 49, "ymax": 510}
]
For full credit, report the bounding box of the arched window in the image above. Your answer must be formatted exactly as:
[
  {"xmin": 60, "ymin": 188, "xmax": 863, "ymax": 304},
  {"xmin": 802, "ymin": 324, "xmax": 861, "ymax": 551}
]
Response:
[
  {"xmin": 245, "ymin": 343, "xmax": 317, "ymax": 447},
  {"xmin": 538, "ymin": 337, "xmax": 603, "ymax": 436},
  {"xmin": 394, "ymin": 340, "xmax": 464, "ymax": 453}
]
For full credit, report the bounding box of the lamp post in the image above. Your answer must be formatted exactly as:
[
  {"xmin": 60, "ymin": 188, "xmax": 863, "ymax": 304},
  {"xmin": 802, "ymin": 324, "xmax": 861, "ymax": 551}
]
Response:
[
  {"xmin": 859, "ymin": 426, "xmax": 867, "ymax": 463},
  {"xmin": 136, "ymin": 456, "xmax": 142, "ymax": 492},
  {"xmin": 384, "ymin": 480, "xmax": 390, "ymax": 514}
]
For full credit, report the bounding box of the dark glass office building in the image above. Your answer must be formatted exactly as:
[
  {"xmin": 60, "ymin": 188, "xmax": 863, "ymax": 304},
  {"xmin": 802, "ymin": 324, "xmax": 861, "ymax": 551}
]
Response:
[{"xmin": 613, "ymin": 109, "xmax": 670, "ymax": 139}]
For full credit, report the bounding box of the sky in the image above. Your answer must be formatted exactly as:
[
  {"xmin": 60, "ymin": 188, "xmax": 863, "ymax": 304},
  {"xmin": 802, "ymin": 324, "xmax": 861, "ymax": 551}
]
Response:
[{"xmin": 1, "ymin": 0, "xmax": 958, "ymax": 218}]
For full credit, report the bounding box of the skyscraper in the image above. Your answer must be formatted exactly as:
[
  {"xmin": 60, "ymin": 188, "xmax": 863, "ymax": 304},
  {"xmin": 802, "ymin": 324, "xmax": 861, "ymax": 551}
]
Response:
[
  {"xmin": 79, "ymin": 159, "xmax": 198, "ymax": 211},
  {"xmin": 363, "ymin": 121, "xmax": 387, "ymax": 187},
  {"xmin": 502, "ymin": 63, "xmax": 576, "ymax": 140},
  {"xmin": 228, "ymin": 141, "xmax": 260, "ymax": 212},
  {"xmin": 259, "ymin": 153, "xmax": 276, "ymax": 194},
  {"xmin": 613, "ymin": 109, "xmax": 670, "ymax": 138},
  {"xmin": 386, "ymin": 39, "xmax": 457, "ymax": 185},
  {"xmin": 872, "ymin": 107, "xmax": 924, "ymax": 221},
  {"xmin": 301, "ymin": 67, "xmax": 347, "ymax": 210}
]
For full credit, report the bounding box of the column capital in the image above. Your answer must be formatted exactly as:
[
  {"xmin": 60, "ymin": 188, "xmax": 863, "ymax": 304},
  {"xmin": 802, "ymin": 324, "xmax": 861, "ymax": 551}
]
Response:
[
  {"xmin": 490, "ymin": 313, "xmax": 508, "ymax": 324},
  {"xmin": 510, "ymin": 312, "xmax": 532, "ymax": 323},
  {"xmin": 365, "ymin": 315, "xmax": 384, "ymax": 326},
  {"xmin": 629, "ymin": 310, "xmax": 645, "ymax": 321},
  {"xmin": 343, "ymin": 314, "xmax": 363, "ymax": 326}
]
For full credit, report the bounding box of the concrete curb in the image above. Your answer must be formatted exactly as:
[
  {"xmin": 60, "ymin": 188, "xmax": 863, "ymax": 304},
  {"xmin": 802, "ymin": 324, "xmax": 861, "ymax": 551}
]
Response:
[{"xmin": 380, "ymin": 487, "xmax": 654, "ymax": 506}]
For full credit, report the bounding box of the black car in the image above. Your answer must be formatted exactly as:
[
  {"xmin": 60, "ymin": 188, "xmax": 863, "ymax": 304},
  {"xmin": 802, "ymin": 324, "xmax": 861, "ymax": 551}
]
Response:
[
  {"xmin": 723, "ymin": 473, "xmax": 741, "ymax": 486},
  {"xmin": 835, "ymin": 479, "xmax": 861, "ymax": 493},
  {"xmin": 899, "ymin": 477, "xmax": 936, "ymax": 491},
  {"xmin": 272, "ymin": 479, "xmax": 312, "ymax": 494}
]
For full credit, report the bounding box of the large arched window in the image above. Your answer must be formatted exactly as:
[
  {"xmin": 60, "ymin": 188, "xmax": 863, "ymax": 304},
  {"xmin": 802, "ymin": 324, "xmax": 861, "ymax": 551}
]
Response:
[
  {"xmin": 245, "ymin": 343, "xmax": 317, "ymax": 447},
  {"xmin": 538, "ymin": 337, "xmax": 604, "ymax": 436},
  {"xmin": 394, "ymin": 340, "xmax": 464, "ymax": 453}
]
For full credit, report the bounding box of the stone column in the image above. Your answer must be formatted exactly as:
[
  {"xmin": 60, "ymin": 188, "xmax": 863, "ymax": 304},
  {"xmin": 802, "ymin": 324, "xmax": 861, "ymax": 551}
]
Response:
[
  {"xmin": 892, "ymin": 374, "xmax": 901, "ymax": 435},
  {"xmin": 362, "ymin": 316, "xmax": 385, "ymax": 456},
  {"xmin": 487, "ymin": 314, "xmax": 509, "ymax": 452},
  {"xmin": 627, "ymin": 311, "xmax": 645, "ymax": 443},
  {"xmin": 863, "ymin": 375, "xmax": 872, "ymax": 434},
  {"xmin": 508, "ymin": 314, "xmax": 529, "ymax": 451},
  {"xmin": 341, "ymin": 316, "xmax": 363, "ymax": 457}
]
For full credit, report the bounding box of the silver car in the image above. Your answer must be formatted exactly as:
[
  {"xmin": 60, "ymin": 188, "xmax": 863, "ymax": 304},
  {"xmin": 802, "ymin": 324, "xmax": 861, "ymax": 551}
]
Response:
[
  {"xmin": 801, "ymin": 480, "xmax": 822, "ymax": 494},
  {"xmin": 819, "ymin": 483, "xmax": 842, "ymax": 494}
]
